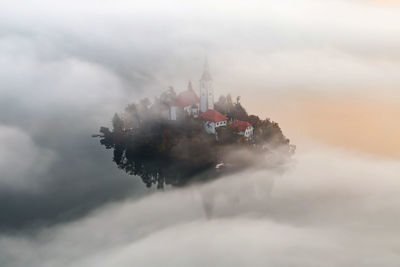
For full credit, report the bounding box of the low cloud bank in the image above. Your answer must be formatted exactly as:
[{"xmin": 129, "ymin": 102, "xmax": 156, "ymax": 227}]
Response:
[
  {"xmin": 0, "ymin": 125, "xmax": 55, "ymax": 191},
  {"xmin": 1, "ymin": 146, "xmax": 399, "ymax": 267}
]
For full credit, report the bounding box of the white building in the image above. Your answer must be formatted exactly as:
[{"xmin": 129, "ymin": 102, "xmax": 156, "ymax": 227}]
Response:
[
  {"xmin": 199, "ymin": 58, "xmax": 214, "ymax": 113},
  {"xmin": 199, "ymin": 109, "xmax": 228, "ymax": 134},
  {"xmin": 231, "ymin": 120, "xmax": 254, "ymax": 138}
]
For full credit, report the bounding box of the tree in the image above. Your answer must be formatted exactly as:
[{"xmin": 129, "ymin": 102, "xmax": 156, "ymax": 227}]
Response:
[
  {"xmin": 112, "ymin": 113, "xmax": 124, "ymax": 132},
  {"xmin": 232, "ymin": 103, "xmax": 248, "ymax": 121},
  {"xmin": 160, "ymin": 86, "xmax": 176, "ymax": 104},
  {"xmin": 123, "ymin": 103, "xmax": 140, "ymax": 129},
  {"xmin": 140, "ymin": 98, "xmax": 151, "ymax": 110},
  {"xmin": 248, "ymin": 115, "xmax": 262, "ymax": 129}
]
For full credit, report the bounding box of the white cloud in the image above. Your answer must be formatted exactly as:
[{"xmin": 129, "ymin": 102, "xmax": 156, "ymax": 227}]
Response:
[
  {"xmin": 0, "ymin": 125, "xmax": 55, "ymax": 191},
  {"xmin": 2, "ymin": 0, "xmax": 400, "ymax": 100},
  {"xmin": 1, "ymin": 146, "xmax": 399, "ymax": 266},
  {"xmin": 0, "ymin": 34, "xmax": 127, "ymax": 108}
]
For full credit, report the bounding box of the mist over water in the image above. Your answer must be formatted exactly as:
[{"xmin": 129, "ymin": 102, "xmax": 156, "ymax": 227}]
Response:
[{"xmin": 1, "ymin": 146, "xmax": 399, "ymax": 266}]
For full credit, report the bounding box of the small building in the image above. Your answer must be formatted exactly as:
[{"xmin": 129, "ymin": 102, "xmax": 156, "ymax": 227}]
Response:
[
  {"xmin": 199, "ymin": 109, "xmax": 228, "ymax": 134},
  {"xmin": 231, "ymin": 120, "xmax": 254, "ymax": 138},
  {"xmin": 169, "ymin": 83, "xmax": 200, "ymax": 120}
]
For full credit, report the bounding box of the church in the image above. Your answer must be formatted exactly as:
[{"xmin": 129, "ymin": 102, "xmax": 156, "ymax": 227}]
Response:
[
  {"xmin": 169, "ymin": 59, "xmax": 247, "ymax": 137},
  {"xmin": 169, "ymin": 58, "xmax": 216, "ymax": 121}
]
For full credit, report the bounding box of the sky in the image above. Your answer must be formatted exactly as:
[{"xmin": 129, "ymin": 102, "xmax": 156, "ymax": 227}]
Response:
[{"xmin": 1, "ymin": 0, "xmax": 400, "ymax": 266}]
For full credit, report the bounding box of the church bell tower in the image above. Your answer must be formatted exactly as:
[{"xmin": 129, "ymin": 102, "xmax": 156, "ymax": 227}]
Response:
[{"xmin": 199, "ymin": 58, "xmax": 214, "ymax": 113}]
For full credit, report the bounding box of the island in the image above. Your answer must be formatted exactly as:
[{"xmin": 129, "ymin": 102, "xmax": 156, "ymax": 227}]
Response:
[{"xmin": 94, "ymin": 60, "xmax": 295, "ymax": 188}]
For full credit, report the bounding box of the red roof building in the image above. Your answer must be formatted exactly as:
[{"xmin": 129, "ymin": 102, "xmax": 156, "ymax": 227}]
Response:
[
  {"xmin": 231, "ymin": 120, "xmax": 252, "ymax": 132},
  {"xmin": 199, "ymin": 109, "xmax": 228, "ymax": 122},
  {"xmin": 171, "ymin": 90, "xmax": 200, "ymax": 107},
  {"xmin": 231, "ymin": 120, "xmax": 254, "ymax": 138}
]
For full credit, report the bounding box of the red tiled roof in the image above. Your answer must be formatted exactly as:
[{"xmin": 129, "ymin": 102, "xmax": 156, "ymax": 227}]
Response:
[
  {"xmin": 199, "ymin": 109, "xmax": 228, "ymax": 122},
  {"xmin": 172, "ymin": 90, "xmax": 200, "ymax": 107},
  {"xmin": 231, "ymin": 120, "xmax": 252, "ymax": 132}
]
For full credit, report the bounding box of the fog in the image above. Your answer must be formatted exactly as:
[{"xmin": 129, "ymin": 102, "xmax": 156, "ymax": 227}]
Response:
[
  {"xmin": 1, "ymin": 147, "xmax": 399, "ymax": 266},
  {"xmin": 1, "ymin": 0, "xmax": 400, "ymax": 265}
]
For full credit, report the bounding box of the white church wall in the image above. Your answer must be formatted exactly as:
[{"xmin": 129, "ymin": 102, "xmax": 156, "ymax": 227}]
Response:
[
  {"xmin": 207, "ymin": 84, "xmax": 214, "ymax": 110},
  {"xmin": 199, "ymin": 80, "xmax": 208, "ymax": 113},
  {"xmin": 199, "ymin": 67, "xmax": 213, "ymax": 113}
]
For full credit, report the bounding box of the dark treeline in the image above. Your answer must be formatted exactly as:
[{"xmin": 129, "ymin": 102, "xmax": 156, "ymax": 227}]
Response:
[{"xmin": 96, "ymin": 88, "xmax": 295, "ymax": 189}]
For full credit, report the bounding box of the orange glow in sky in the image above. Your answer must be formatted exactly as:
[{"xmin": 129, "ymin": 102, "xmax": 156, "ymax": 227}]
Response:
[{"xmin": 249, "ymin": 95, "xmax": 400, "ymax": 158}]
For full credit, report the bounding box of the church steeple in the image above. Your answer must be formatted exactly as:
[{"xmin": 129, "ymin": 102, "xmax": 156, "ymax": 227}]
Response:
[
  {"xmin": 201, "ymin": 57, "xmax": 212, "ymax": 81},
  {"xmin": 199, "ymin": 57, "xmax": 214, "ymax": 112}
]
